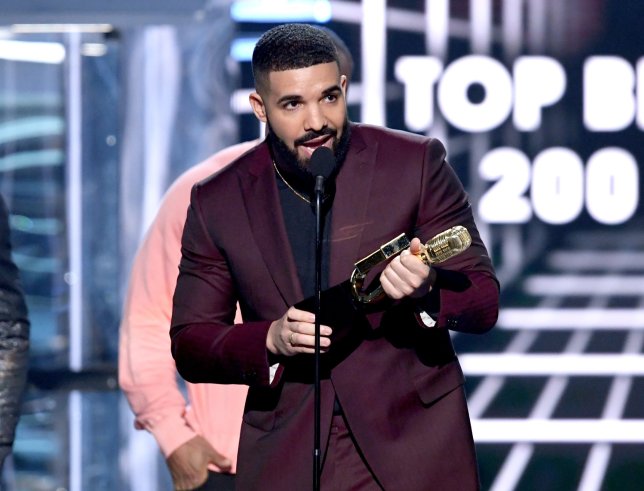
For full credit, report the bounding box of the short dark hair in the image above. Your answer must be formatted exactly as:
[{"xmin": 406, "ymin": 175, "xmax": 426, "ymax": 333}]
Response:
[
  {"xmin": 252, "ymin": 24, "xmax": 339, "ymax": 93},
  {"xmin": 318, "ymin": 26, "xmax": 354, "ymax": 83}
]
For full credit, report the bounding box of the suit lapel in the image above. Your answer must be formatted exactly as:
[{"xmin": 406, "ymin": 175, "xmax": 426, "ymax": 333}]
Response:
[
  {"xmin": 240, "ymin": 143, "xmax": 303, "ymax": 306},
  {"xmin": 240, "ymin": 127, "xmax": 376, "ymax": 303},
  {"xmin": 329, "ymin": 126, "xmax": 378, "ymax": 286}
]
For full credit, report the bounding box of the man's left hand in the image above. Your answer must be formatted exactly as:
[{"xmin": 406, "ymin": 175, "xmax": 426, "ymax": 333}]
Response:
[{"xmin": 380, "ymin": 238, "xmax": 437, "ymax": 300}]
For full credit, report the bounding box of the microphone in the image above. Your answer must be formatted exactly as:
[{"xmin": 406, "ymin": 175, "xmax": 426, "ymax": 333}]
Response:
[
  {"xmin": 309, "ymin": 146, "xmax": 336, "ymax": 194},
  {"xmin": 308, "ymin": 145, "xmax": 335, "ymax": 489}
]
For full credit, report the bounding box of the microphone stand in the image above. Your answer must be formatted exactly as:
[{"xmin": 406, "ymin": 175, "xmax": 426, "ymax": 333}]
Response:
[{"xmin": 313, "ymin": 175, "xmax": 324, "ymax": 491}]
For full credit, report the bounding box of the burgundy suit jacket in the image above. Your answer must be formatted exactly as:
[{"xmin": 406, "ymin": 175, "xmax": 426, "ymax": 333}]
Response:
[{"xmin": 171, "ymin": 124, "xmax": 499, "ymax": 490}]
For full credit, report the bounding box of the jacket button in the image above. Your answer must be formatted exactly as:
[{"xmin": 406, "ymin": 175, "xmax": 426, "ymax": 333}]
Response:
[{"xmin": 242, "ymin": 370, "xmax": 256, "ymax": 382}]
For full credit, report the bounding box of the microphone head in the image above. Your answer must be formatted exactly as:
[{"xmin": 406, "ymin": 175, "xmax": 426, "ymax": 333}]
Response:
[
  {"xmin": 309, "ymin": 146, "xmax": 336, "ymax": 179},
  {"xmin": 425, "ymin": 226, "xmax": 472, "ymax": 264}
]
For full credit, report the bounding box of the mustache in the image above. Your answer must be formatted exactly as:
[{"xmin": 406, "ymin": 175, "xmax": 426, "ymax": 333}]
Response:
[{"xmin": 294, "ymin": 127, "xmax": 337, "ymax": 146}]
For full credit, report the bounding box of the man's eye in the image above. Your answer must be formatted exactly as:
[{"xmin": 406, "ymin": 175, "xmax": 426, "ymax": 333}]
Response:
[
  {"xmin": 283, "ymin": 101, "xmax": 299, "ymax": 110},
  {"xmin": 325, "ymin": 94, "xmax": 337, "ymax": 102}
]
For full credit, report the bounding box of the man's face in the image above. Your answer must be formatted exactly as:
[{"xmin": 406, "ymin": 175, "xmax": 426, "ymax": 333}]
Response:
[{"xmin": 250, "ymin": 62, "xmax": 347, "ymax": 166}]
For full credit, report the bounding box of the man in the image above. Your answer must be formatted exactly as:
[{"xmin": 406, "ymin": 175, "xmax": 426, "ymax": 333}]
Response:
[
  {"xmin": 0, "ymin": 195, "xmax": 30, "ymax": 470},
  {"xmin": 171, "ymin": 24, "xmax": 499, "ymax": 490},
  {"xmin": 119, "ymin": 142, "xmax": 255, "ymax": 491},
  {"xmin": 119, "ymin": 26, "xmax": 354, "ymax": 491}
]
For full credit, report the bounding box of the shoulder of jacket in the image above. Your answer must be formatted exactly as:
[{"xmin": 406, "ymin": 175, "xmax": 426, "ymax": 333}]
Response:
[{"xmin": 351, "ymin": 123, "xmax": 435, "ymax": 147}]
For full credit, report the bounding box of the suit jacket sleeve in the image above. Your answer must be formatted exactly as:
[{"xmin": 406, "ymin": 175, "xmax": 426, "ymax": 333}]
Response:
[{"xmin": 411, "ymin": 138, "xmax": 499, "ymax": 334}]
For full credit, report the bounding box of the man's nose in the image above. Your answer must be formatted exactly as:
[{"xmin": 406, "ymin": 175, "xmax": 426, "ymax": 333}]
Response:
[{"xmin": 304, "ymin": 105, "xmax": 327, "ymax": 132}]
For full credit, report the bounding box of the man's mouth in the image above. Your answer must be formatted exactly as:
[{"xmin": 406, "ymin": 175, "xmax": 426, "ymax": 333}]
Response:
[{"xmin": 297, "ymin": 134, "xmax": 333, "ymax": 158}]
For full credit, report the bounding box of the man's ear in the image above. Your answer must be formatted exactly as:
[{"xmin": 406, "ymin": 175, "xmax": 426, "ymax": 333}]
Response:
[
  {"xmin": 249, "ymin": 92, "xmax": 267, "ymax": 123},
  {"xmin": 340, "ymin": 74, "xmax": 347, "ymax": 96}
]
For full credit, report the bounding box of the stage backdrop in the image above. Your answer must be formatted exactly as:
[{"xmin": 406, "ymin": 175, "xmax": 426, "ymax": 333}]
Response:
[
  {"xmin": 1, "ymin": 1, "xmax": 643, "ymax": 490},
  {"xmin": 233, "ymin": 2, "xmax": 644, "ymax": 490}
]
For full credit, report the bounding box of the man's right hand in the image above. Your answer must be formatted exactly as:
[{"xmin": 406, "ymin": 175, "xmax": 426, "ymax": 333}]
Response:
[
  {"xmin": 266, "ymin": 306, "xmax": 332, "ymax": 356},
  {"xmin": 166, "ymin": 435, "xmax": 232, "ymax": 491}
]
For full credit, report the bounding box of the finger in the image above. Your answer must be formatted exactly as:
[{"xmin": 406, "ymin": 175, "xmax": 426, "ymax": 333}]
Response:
[
  {"xmin": 289, "ymin": 331, "xmax": 332, "ymax": 348},
  {"xmin": 408, "ymin": 237, "xmax": 423, "ymax": 255},
  {"xmin": 178, "ymin": 473, "xmax": 208, "ymax": 491},
  {"xmin": 282, "ymin": 321, "xmax": 318, "ymax": 350},
  {"xmin": 286, "ymin": 320, "xmax": 317, "ymax": 335},
  {"xmin": 398, "ymin": 258, "xmax": 430, "ymax": 285},
  {"xmin": 380, "ymin": 271, "xmax": 405, "ymax": 299},
  {"xmin": 290, "ymin": 323, "xmax": 332, "ymax": 337},
  {"xmin": 207, "ymin": 448, "xmax": 232, "ymax": 472},
  {"xmin": 195, "ymin": 470, "xmax": 210, "ymax": 488},
  {"xmin": 384, "ymin": 258, "xmax": 426, "ymax": 294},
  {"xmin": 400, "ymin": 251, "xmax": 429, "ymax": 271},
  {"xmin": 174, "ymin": 473, "xmax": 206, "ymax": 491},
  {"xmin": 390, "ymin": 254, "xmax": 429, "ymax": 282},
  {"xmin": 294, "ymin": 340, "xmax": 332, "ymax": 352},
  {"xmin": 382, "ymin": 259, "xmax": 407, "ymax": 286},
  {"xmin": 286, "ymin": 307, "xmax": 316, "ymax": 323},
  {"xmin": 284, "ymin": 321, "xmax": 331, "ymax": 350}
]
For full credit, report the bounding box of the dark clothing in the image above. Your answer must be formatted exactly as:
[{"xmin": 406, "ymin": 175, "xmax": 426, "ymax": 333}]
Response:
[
  {"xmin": 171, "ymin": 124, "xmax": 499, "ymax": 490},
  {"xmin": 275, "ymin": 173, "xmax": 332, "ymax": 298},
  {"xmin": 320, "ymin": 413, "xmax": 383, "ymax": 490},
  {"xmin": 194, "ymin": 471, "xmax": 234, "ymax": 491},
  {"xmin": 0, "ymin": 195, "xmax": 29, "ymax": 467}
]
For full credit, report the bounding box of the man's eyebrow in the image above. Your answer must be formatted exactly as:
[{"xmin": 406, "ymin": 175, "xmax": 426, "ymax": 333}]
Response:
[
  {"xmin": 275, "ymin": 85, "xmax": 343, "ymax": 105},
  {"xmin": 276, "ymin": 94, "xmax": 303, "ymax": 105},
  {"xmin": 322, "ymin": 85, "xmax": 342, "ymax": 95}
]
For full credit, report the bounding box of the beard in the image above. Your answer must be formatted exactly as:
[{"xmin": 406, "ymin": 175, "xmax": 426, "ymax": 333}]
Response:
[
  {"xmin": 267, "ymin": 118, "xmax": 352, "ymax": 174},
  {"xmin": 267, "ymin": 118, "xmax": 351, "ymax": 206}
]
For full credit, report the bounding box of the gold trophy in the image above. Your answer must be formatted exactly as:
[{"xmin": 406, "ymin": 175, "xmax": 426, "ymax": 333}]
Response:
[{"xmin": 350, "ymin": 226, "xmax": 472, "ymax": 304}]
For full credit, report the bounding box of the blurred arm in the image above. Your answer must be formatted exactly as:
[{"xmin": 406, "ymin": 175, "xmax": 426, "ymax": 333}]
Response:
[
  {"xmin": 0, "ymin": 196, "xmax": 30, "ymax": 467},
  {"xmin": 118, "ymin": 141, "xmax": 258, "ymax": 458}
]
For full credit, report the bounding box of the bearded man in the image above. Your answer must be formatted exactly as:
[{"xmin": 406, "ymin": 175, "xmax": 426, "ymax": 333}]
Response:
[{"xmin": 171, "ymin": 23, "xmax": 499, "ymax": 491}]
